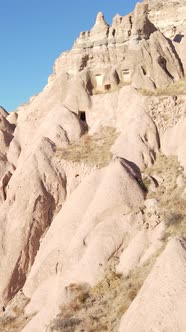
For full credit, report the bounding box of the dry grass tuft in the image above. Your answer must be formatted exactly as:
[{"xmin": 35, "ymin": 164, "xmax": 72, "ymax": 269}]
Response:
[
  {"xmin": 56, "ymin": 127, "xmax": 118, "ymax": 168},
  {"xmin": 143, "ymin": 153, "xmax": 186, "ymax": 240},
  {"xmin": 48, "ymin": 256, "xmax": 156, "ymax": 332},
  {"xmin": 138, "ymin": 79, "xmax": 186, "ymax": 96},
  {"xmin": 0, "ymin": 293, "xmax": 32, "ymax": 332}
]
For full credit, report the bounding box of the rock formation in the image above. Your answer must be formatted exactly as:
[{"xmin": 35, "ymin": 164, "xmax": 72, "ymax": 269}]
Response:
[
  {"xmin": 0, "ymin": 1, "xmax": 186, "ymax": 331},
  {"xmin": 146, "ymin": 0, "xmax": 186, "ymax": 37},
  {"xmin": 119, "ymin": 238, "xmax": 186, "ymax": 332},
  {"xmin": 50, "ymin": 2, "xmax": 183, "ymax": 94},
  {"xmin": 145, "ymin": 0, "xmax": 186, "ymax": 73}
]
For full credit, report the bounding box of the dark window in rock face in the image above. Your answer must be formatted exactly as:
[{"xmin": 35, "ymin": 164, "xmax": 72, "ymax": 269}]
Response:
[
  {"xmin": 123, "ymin": 69, "xmax": 130, "ymax": 74},
  {"xmin": 104, "ymin": 84, "xmax": 111, "ymax": 91},
  {"xmin": 79, "ymin": 111, "xmax": 86, "ymax": 122}
]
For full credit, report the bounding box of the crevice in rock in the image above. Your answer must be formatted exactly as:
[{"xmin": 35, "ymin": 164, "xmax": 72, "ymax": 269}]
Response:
[
  {"xmin": 3, "ymin": 184, "xmax": 57, "ymax": 304},
  {"xmin": 1, "ymin": 171, "xmax": 12, "ymax": 201}
]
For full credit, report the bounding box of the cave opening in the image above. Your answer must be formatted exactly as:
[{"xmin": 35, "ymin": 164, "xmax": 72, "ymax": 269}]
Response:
[
  {"xmin": 79, "ymin": 111, "xmax": 86, "ymax": 122},
  {"xmin": 79, "ymin": 111, "xmax": 88, "ymax": 132},
  {"xmin": 104, "ymin": 84, "xmax": 111, "ymax": 91}
]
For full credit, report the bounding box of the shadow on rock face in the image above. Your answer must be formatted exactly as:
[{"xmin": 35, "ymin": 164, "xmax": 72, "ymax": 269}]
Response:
[{"xmin": 173, "ymin": 34, "xmax": 184, "ymax": 43}]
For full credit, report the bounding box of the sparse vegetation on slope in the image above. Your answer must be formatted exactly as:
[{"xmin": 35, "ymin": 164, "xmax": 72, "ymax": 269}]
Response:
[
  {"xmin": 143, "ymin": 153, "xmax": 186, "ymax": 240},
  {"xmin": 48, "ymin": 154, "xmax": 186, "ymax": 332},
  {"xmin": 56, "ymin": 127, "xmax": 118, "ymax": 168},
  {"xmin": 138, "ymin": 79, "xmax": 186, "ymax": 96},
  {"xmin": 0, "ymin": 292, "xmax": 32, "ymax": 332},
  {"xmin": 48, "ymin": 256, "xmax": 156, "ymax": 332}
]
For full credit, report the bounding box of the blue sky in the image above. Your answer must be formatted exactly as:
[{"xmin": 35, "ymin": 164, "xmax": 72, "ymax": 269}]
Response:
[{"xmin": 0, "ymin": 0, "xmax": 140, "ymax": 112}]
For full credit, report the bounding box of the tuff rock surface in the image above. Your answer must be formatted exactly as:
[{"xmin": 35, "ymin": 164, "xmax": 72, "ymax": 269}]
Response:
[{"xmin": 0, "ymin": 1, "xmax": 186, "ymax": 332}]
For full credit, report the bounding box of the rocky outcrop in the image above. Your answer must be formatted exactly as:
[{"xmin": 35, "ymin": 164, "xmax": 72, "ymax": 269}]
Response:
[
  {"xmin": 119, "ymin": 238, "xmax": 186, "ymax": 332},
  {"xmin": 174, "ymin": 27, "xmax": 186, "ymax": 73},
  {"xmin": 0, "ymin": 138, "xmax": 67, "ymax": 305},
  {"xmin": 145, "ymin": 95, "xmax": 186, "ymax": 135},
  {"xmin": 0, "ymin": 95, "xmax": 90, "ymax": 306},
  {"xmin": 146, "ymin": 0, "xmax": 186, "ymax": 37},
  {"xmin": 0, "ymin": 1, "xmax": 186, "ymax": 332},
  {"xmin": 111, "ymin": 88, "xmax": 160, "ymax": 170},
  {"xmin": 161, "ymin": 117, "xmax": 186, "ymax": 174},
  {"xmin": 145, "ymin": 0, "xmax": 186, "ymax": 73},
  {"xmin": 52, "ymin": 3, "xmax": 183, "ymax": 93},
  {"xmin": 0, "ymin": 86, "xmax": 160, "ymax": 314},
  {"xmin": 21, "ymin": 158, "xmax": 145, "ymax": 331},
  {"xmin": 14, "ymin": 2, "xmax": 183, "ymax": 130},
  {"xmin": 0, "ymin": 110, "xmax": 14, "ymax": 154}
]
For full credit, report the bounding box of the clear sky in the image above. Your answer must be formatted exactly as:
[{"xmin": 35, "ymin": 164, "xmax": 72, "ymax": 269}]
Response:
[{"xmin": 0, "ymin": 0, "xmax": 140, "ymax": 112}]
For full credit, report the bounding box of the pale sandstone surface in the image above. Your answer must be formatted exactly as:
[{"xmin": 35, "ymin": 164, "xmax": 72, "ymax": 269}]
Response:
[
  {"xmin": 0, "ymin": 106, "xmax": 9, "ymax": 119},
  {"xmin": 6, "ymin": 103, "xmax": 85, "ymax": 173},
  {"xmin": 111, "ymin": 106, "xmax": 159, "ymax": 170},
  {"xmin": 116, "ymin": 221, "xmax": 165, "ymax": 276},
  {"xmin": 0, "ymin": 1, "xmax": 185, "ymax": 332},
  {"xmin": 0, "ymin": 138, "xmax": 67, "ymax": 306},
  {"xmin": 119, "ymin": 238, "xmax": 186, "ymax": 332},
  {"xmin": 0, "ymin": 102, "xmax": 86, "ymax": 306},
  {"xmin": 174, "ymin": 27, "xmax": 186, "ymax": 72},
  {"xmin": 54, "ymin": 3, "xmax": 182, "ymax": 92},
  {"xmin": 90, "ymin": 85, "xmax": 159, "ymax": 171},
  {"xmin": 56, "ymin": 160, "xmax": 97, "ymax": 197},
  {"xmin": 0, "ymin": 84, "xmax": 160, "ymax": 319},
  {"xmin": 6, "ymin": 111, "xmax": 18, "ymax": 125},
  {"xmin": 0, "ymin": 112, "xmax": 15, "ymax": 203},
  {"xmin": 146, "ymin": 0, "xmax": 186, "ymax": 71},
  {"xmin": 0, "ymin": 111, "xmax": 14, "ymax": 154},
  {"xmin": 145, "ymin": 95, "xmax": 186, "ymax": 135},
  {"xmin": 11, "ymin": 104, "xmax": 84, "ymax": 156},
  {"xmin": 89, "ymin": 85, "xmax": 148, "ymax": 131},
  {"xmin": 161, "ymin": 117, "xmax": 186, "ymax": 174},
  {"xmin": 147, "ymin": 0, "xmax": 186, "ymax": 37},
  {"xmin": 14, "ymin": 2, "xmax": 183, "ymax": 130},
  {"xmin": 21, "ymin": 158, "xmax": 145, "ymax": 331}
]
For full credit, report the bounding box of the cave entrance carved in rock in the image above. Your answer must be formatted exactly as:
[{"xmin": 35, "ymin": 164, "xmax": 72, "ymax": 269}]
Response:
[
  {"xmin": 79, "ymin": 111, "xmax": 86, "ymax": 122},
  {"xmin": 104, "ymin": 84, "xmax": 111, "ymax": 91}
]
